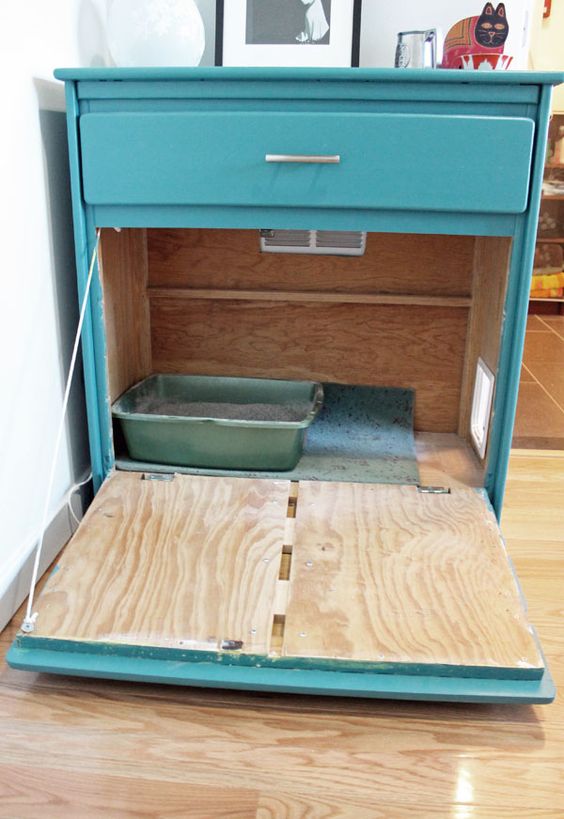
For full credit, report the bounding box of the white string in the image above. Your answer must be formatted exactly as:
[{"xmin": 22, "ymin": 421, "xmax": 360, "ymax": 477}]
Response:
[{"xmin": 21, "ymin": 230, "xmax": 101, "ymax": 633}]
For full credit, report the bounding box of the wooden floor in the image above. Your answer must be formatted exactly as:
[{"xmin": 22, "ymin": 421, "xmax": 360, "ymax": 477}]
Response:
[
  {"xmin": 1, "ymin": 450, "xmax": 563, "ymax": 817},
  {"xmin": 514, "ymin": 315, "xmax": 564, "ymax": 449}
]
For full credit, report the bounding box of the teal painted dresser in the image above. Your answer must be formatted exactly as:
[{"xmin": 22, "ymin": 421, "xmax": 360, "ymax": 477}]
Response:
[{"xmin": 8, "ymin": 68, "xmax": 564, "ymax": 703}]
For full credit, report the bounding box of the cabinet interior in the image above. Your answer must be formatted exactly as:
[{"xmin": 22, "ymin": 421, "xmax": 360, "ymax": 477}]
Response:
[{"xmin": 99, "ymin": 227, "xmax": 512, "ymax": 490}]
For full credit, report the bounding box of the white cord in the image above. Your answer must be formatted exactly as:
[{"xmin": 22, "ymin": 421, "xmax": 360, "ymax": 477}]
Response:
[
  {"xmin": 21, "ymin": 230, "xmax": 101, "ymax": 633},
  {"xmin": 66, "ymin": 470, "xmax": 93, "ymax": 528}
]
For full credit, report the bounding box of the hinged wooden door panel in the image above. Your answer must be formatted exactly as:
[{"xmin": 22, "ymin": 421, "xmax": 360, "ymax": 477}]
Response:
[
  {"xmin": 283, "ymin": 481, "xmax": 544, "ymax": 679},
  {"xmin": 31, "ymin": 472, "xmax": 291, "ymax": 655},
  {"xmin": 28, "ymin": 473, "xmax": 543, "ymax": 682}
]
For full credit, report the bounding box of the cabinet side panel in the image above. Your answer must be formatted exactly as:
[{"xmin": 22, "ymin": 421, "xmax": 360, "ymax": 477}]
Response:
[
  {"xmin": 458, "ymin": 237, "xmax": 512, "ymax": 443},
  {"xmin": 99, "ymin": 228, "xmax": 152, "ymax": 401}
]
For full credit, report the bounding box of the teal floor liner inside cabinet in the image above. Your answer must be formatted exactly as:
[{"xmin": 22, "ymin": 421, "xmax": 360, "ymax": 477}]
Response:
[
  {"xmin": 116, "ymin": 384, "xmax": 420, "ymax": 486},
  {"xmin": 10, "ymin": 67, "xmax": 563, "ymax": 704}
]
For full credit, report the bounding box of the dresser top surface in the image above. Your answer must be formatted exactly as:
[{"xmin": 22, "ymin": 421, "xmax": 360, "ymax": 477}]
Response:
[{"xmin": 54, "ymin": 66, "xmax": 564, "ymax": 87}]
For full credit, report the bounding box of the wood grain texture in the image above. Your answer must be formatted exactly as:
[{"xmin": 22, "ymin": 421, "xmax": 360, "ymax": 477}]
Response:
[
  {"xmin": 0, "ymin": 765, "xmax": 257, "ymax": 819},
  {"xmin": 2, "ymin": 450, "xmax": 563, "ymax": 817},
  {"xmin": 147, "ymin": 228, "xmax": 475, "ymax": 296},
  {"xmin": 148, "ymin": 287, "xmax": 472, "ymax": 308},
  {"xmin": 99, "ymin": 228, "xmax": 152, "ymax": 402},
  {"xmin": 32, "ymin": 472, "xmax": 290, "ymax": 654},
  {"xmin": 283, "ymin": 481, "xmax": 543, "ymax": 676},
  {"xmin": 458, "ymin": 236, "xmax": 511, "ymax": 442},
  {"xmin": 415, "ymin": 432, "xmax": 484, "ymax": 488},
  {"xmin": 150, "ymin": 299, "xmax": 469, "ymax": 432}
]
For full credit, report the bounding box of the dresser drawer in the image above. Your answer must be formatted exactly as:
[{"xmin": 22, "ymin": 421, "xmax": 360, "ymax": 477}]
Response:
[{"xmin": 80, "ymin": 111, "xmax": 534, "ymax": 214}]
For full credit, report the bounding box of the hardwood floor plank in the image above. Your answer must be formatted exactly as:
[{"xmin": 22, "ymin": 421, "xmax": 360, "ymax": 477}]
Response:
[
  {"xmin": 0, "ymin": 699, "xmax": 561, "ymax": 812},
  {"xmin": 513, "ymin": 382, "xmax": 564, "ymax": 448},
  {"xmin": 0, "ymin": 764, "xmax": 257, "ymax": 819}
]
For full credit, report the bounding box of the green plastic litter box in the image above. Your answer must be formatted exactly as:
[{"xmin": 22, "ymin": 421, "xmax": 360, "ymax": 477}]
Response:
[{"xmin": 112, "ymin": 374, "xmax": 324, "ymax": 470}]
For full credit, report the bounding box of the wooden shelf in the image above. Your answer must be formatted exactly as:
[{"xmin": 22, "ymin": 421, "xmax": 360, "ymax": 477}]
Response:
[
  {"xmin": 542, "ymin": 194, "xmax": 564, "ymax": 201},
  {"xmin": 147, "ymin": 287, "xmax": 472, "ymax": 309},
  {"xmin": 536, "ymin": 237, "xmax": 564, "ymax": 243},
  {"xmin": 530, "ymin": 297, "xmax": 564, "ymax": 303},
  {"xmin": 545, "ymin": 161, "xmax": 564, "ymax": 169}
]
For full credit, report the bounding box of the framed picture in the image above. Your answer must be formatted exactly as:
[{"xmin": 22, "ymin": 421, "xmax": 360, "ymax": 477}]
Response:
[{"xmin": 215, "ymin": 0, "xmax": 362, "ymax": 68}]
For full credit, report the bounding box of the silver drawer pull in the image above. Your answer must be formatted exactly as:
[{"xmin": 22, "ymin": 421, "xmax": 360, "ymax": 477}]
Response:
[{"xmin": 265, "ymin": 154, "xmax": 341, "ymax": 164}]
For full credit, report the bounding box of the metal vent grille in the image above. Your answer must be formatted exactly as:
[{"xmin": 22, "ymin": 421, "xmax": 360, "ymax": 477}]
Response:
[{"xmin": 260, "ymin": 230, "xmax": 366, "ymax": 256}]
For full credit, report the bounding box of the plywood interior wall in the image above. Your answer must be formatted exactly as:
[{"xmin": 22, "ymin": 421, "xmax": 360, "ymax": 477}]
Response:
[
  {"xmin": 458, "ymin": 236, "xmax": 512, "ymax": 445},
  {"xmin": 99, "ymin": 229, "xmax": 510, "ymax": 436},
  {"xmin": 147, "ymin": 229, "xmax": 474, "ymax": 296},
  {"xmin": 146, "ymin": 229, "xmax": 476, "ymax": 432},
  {"xmin": 99, "ymin": 229, "xmax": 152, "ymax": 402},
  {"xmin": 149, "ymin": 298, "xmax": 468, "ymax": 431}
]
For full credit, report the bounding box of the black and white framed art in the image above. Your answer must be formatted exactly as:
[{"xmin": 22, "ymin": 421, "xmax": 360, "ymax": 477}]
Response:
[{"xmin": 215, "ymin": 0, "xmax": 362, "ymax": 67}]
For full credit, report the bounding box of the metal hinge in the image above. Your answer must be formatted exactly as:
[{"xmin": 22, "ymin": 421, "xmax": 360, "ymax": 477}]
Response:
[{"xmin": 417, "ymin": 485, "xmax": 451, "ymax": 494}]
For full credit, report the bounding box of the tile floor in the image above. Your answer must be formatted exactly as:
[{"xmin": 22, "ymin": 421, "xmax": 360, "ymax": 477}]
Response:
[{"xmin": 513, "ymin": 314, "xmax": 564, "ymax": 449}]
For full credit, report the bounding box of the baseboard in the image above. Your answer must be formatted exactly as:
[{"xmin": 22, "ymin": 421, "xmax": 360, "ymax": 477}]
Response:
[{"xmin": 0, "ymin": 484, "xmax": 90, "ymax": 633}]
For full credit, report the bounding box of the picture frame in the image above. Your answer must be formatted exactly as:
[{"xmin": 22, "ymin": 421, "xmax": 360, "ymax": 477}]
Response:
[{"xmin": 215, "ymin": 0, "xmax": 362, "ymax": 68}]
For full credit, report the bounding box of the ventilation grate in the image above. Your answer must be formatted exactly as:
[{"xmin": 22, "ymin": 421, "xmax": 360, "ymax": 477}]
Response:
[{"xmin": 260, "ymin": 229, "xmax": 366, "ymax": 256}]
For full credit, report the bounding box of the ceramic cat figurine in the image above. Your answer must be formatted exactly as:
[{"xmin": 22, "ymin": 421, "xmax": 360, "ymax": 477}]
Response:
[{"xmin": 442, "ymin": 3, "xmax": 509, "ymax": 69}]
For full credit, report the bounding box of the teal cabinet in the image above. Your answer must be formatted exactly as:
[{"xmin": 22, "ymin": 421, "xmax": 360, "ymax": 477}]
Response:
[{"xmin": 8, "ymin": 67, "xmax": 563, "ymax": 703}]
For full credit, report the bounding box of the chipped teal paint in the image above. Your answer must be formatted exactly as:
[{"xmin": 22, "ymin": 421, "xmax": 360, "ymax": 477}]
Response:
[
  {"xmin": 6, "ymin": 642, "xmax": 556, "ymax": 704},
  {"xmin": 13, "ymin": 635, "xmax": 543, "ymax": 681}
]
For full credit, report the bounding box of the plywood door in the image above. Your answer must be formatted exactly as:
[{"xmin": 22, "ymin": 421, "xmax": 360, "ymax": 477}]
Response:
[
  {"xmin": 32, "ymin": 472, "xmax": 290, "ymax": 655},
  {"xmin": 32, "ymin": 473, "xmax": 542, "ymax": 680},
  {"xmin": 283, "ymin": 481, "xmax": 544, "ymax": 679}
]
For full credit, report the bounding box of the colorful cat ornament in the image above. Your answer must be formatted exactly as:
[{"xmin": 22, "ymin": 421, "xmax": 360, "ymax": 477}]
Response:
[{"xmin": 442, "ymin": 3, "xmax": 509, "ymax": 69}]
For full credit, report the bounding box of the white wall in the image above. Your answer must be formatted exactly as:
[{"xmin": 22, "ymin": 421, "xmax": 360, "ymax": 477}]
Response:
[
  {"xmin": 529, "ymin": 0, "xmax": 564, "ymax": 111},
  {"xmin": 360, "ymin": 0, "xmax": 533, "ymax": 69},
  {"xmin": 0, "ymin": 0, "xmax": 108, "ymax": 628}
]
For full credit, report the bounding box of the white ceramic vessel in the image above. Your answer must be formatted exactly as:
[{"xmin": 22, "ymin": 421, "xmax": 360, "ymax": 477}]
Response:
[{"xmin": 107, "ymin": 0, "xmax": 205, "ymax": 67}]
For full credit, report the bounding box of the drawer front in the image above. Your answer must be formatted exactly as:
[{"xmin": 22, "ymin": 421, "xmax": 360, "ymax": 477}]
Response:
[{"xmin": 80, "ymin": 111, "xmax": 534, "ymax": 214}]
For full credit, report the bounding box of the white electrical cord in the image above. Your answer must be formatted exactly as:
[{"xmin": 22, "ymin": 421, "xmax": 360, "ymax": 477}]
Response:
[
  {"xmin": 21, "ymin": 230, "xmax": 101, "ymax": 633},
  {"xmin": 66, "ymin": 470, "xmax": 93, "ymax": 528}
]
